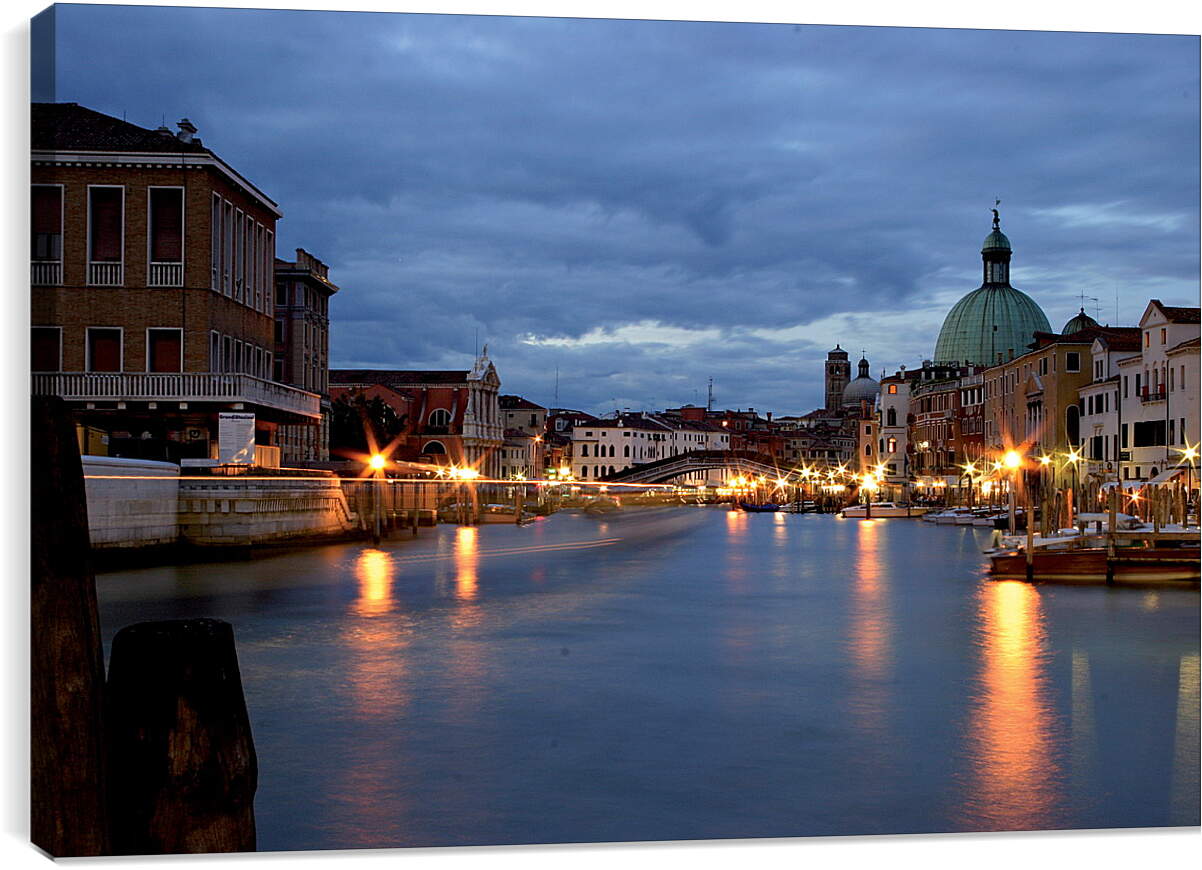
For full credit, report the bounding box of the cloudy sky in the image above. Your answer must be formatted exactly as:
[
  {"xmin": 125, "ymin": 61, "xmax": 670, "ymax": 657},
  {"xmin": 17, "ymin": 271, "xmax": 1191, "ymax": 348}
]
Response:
[{"xmin": 36, "ymin": 2, "xmax": 1199, "ymax": 415}]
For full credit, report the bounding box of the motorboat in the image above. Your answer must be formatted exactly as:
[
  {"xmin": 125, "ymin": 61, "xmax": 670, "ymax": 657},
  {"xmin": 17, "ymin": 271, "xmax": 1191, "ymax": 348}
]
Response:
[
  {"xmin": 841, "ymin": 502, "xmax": 926, "ymax": 518},
  {"xmin": 739, "ymin": 502, "xmax": 781, "ymax": 513}
]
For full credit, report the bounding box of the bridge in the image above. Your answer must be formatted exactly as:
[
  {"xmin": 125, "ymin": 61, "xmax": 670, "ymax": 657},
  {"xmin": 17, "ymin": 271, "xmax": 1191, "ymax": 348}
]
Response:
[{"xmin": 601, "ymin": 450, "xmax": 787, "ymax": 485}]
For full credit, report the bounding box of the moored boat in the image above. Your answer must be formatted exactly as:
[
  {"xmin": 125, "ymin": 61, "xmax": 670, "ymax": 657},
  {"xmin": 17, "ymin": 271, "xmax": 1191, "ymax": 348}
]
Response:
[
  {"xmin": 989, "ymin": 545, "xmax": 1200, "ymax": 584},
  {"xmin": 841, "ymin": 502, "xmax": 925, "ymax": 518},
  {"xmin": 735, "ymin": 499, "xmax": 783, "ymax": 514}
]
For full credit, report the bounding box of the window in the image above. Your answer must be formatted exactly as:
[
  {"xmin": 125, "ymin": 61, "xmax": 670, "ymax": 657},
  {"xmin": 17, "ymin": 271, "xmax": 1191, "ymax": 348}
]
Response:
[
  {"xmin": 146, "ymin": 328, "xmax": 182, "ymax": 373},
  {"xmin": 886, "ymin": 408, "xmax": 897, "ymax": 427},
  {"xmin": 86, "ymin": 327, "xmax": 122, "ymax": 372},
  {"xmin": 31, "ymin": 327, "xmax": 61, "ymax": 371},
  {"xmin": 1145, "ymin": 332, "xmax": 1150, "ymax": 348},
  {"xmin": 210, "ymin": 331, "xmax": 220, "ymax": 371},
  {"xmin": 1160, "ymin": 328, "xmax": 1167, "ymax": 345},
  {"xmin": 31, "ymin": 185, "xmax": 62, "ymax": 262},
  {"xmin": 428, "ymin": 408, "xmax": 451, "ymax": 428},
  {"xmin": 887, "ymin": 437, "xmax": 897, "ymax": 453},
  {"xmin": 88, "ymin": 187, "xmax": 123, "ymax": 284},
  {"xmin": 581, "ymin": 444, "xmax": 589, "ymax": 457},
  {"xmin": 1065, "ymin": 352, "xmax": 1080, "ymax": 372},
  {"xmin": 888, "ymin": 384, "xmax": 897, "ymax": 394},
  {"xmin": 1133, "ymin": 421, "xmax": 1166, "ymax": 448},
  {"xmin": 148, "ymin": 187, "xmax": 183, "ymax": 264},
  {"xmin": 624, "ymin": 444, "xmax": 630, "ymax": 457},
  {"xmin": 420, "ymin": 440, "xmax": 446, "ymax": 455}
]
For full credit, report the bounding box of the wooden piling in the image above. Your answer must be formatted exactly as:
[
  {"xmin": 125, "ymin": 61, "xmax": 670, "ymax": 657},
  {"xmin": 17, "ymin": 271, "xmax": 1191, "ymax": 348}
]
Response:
[
  {"xmin": 31, "ymin": 397, "xmax": 111, "ymax": 857},
  {"xmin": 1024, "ymin": 486, "xmax": 1034, "ymax": 581},
  {"xmin": 106, "ymin": 618, "xmax": 258, "ymax": 855}
]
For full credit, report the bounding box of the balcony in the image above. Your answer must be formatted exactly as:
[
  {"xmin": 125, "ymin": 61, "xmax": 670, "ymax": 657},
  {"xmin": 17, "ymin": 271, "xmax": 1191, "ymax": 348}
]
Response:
[
  {"xmin": 1140, "ymin": 388, "xmax": 1167, "ymax": 404},
  {"xmin": 148, "ymin": 261, "xmax": 184, "ymax": 287},
  {"xmin": 31, "ymin": 260, "xmax": 61, "ymax": 286},
  {"xmin": 88, "ymin": 262, "xmax": 124, "ymax": 286},
  {"xmin": 32, "ymin": 371, "xmax": 321, "ymax": 420}
]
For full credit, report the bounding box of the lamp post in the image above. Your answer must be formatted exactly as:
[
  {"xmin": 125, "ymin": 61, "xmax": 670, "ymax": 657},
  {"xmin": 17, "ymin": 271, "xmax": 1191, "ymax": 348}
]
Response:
[
  {"xmin": 1065, "ymin": 448, "xmax": 1082, "ymax": 525},
  {"xmin": 1003, "ymin": 450, "xmax": 1022, "ymax": 534},
  {"xmin": 369, "ymin": 453, "xmax": 386, "ymax": 545}
]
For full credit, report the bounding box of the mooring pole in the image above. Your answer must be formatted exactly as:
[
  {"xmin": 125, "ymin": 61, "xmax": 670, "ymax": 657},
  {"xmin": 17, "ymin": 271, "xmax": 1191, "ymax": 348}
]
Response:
[{"xmin": 30, "ymin": 397, "xmax": 111, "ymax": 857}]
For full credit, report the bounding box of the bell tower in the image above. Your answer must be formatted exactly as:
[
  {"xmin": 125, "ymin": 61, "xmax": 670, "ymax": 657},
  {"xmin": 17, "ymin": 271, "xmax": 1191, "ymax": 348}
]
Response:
[{"xmin": 824, "ymin": 344, "xmax": 850, "ymax": 412}]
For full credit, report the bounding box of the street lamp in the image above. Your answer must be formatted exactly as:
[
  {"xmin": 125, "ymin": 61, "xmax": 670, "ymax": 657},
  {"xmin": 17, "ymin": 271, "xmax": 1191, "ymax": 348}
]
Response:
[
  {"xmin": 1003, "ymin": 449, "xmax": 1022, "ymax": 534},
  {"xmin": 368, "ymin": 453, "xmax": 386, "ymax": 544},
  {"xmin": 1064, "ymin": 448, "xmax": 1083, "ymax": 524}
]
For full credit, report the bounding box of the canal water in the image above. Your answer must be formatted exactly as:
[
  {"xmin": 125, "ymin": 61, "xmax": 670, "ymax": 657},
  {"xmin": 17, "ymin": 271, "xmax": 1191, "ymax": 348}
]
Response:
[{"xmin": 96, "ymin": 508, "xmax": 1200, "ymax": 851}]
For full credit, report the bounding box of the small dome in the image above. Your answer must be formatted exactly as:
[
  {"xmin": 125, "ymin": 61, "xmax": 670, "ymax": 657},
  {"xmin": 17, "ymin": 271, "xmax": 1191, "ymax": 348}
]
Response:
[
  {"xmin": 1062, "ymin": 308, "xmax": 1099, "ymax": 334},
  {"xmin": 982, "ymin": 229, "xmax": 1011, "ymax": 252},
  {"xmin": 842, "ymin": 357, "xmax": 879, "ymax": 406}
]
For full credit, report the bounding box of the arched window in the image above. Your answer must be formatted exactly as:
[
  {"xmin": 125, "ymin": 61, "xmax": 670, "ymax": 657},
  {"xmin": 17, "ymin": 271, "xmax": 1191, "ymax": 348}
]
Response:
[
  {"xmin": 886, "ymin": 408, "xmax": 897, "ymax": 427},
  {"xmin": 428, "ymin": 408, "xmax": 451, "ymax": 428},
  {"xmin": 421, "ymin": 440, "xmax": 446, "ymax": 455},
  {"xmin": 624, "ymin": 444, "xmax": 630, "ymax": 457},
  {"xmin": 609, "ymin": 444, "xmax": 615, "ymax": 457},
  {"xmin": 581, "ymin": 444, "xmax": 589, "ymax": 457},
  {"xmin": 864, "ymin": 444, "xmax": 872, "ymax": 456},
  {"xmin": 609, "ymin": 466, "xmax": 616, "ymax": 475}
]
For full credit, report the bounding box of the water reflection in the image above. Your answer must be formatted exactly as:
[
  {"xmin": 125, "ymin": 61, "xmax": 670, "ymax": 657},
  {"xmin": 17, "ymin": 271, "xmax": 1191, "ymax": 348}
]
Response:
[
  {"xmin": 1170, "ymin": 654, "xmax": 1200, "ymax": 824},
  {"xmin": 353, "ymin": 549, "xmax": 394, "ymax": 617},
  {"xmin": 1069, "ymin": 649, "xmax": 1097, "ymax": 799},
  {"xmin": 847, "ymin": 519, "xmax": 891, "ymax": 739},
  {"xmin": 454, "ymin": 526, "xmax": 480, "ymax": 602},
  {"xmin": 959, "ymin": 581, "xmax": 1061, "ymax": 830}
]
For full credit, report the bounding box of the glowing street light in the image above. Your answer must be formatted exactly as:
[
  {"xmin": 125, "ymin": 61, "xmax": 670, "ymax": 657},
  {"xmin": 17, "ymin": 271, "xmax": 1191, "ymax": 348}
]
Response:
[{"xmin": 369, "ymin": 453, "xmax": 386, "ymax": 471}]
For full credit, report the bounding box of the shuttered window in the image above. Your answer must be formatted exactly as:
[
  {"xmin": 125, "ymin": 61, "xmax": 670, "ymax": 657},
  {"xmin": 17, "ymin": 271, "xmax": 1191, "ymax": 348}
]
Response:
[
  {"xmin": 87, "ymin": 328, "xmax": 122, "ymax": 372},
  {"xmin": 147, "ymin": 328, "xmax": 182, "ymax": 372},
  {"xmin": 89, "ymin": 187, "xmax": 123, "ymax": 262},
  {"xmin": 31, "ymin": 186, "xmax": 62, "ymax": 260},
  {"xmin": 149, "ymin": 188, "xmax": 183, "ymax": 262}
]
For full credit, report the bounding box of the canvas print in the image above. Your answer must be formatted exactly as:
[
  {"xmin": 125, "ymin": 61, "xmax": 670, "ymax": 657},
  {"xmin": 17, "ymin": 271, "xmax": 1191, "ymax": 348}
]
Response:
[{"xmin": 28, "ymin": 2, "xmax": 1200, "ymax": 858}]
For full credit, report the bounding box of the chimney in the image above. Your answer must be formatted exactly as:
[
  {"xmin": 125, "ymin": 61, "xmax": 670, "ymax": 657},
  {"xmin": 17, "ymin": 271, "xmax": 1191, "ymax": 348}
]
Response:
[{"xmin": 176, "ymin": 118, "xmax": 198, "ymax": 144}]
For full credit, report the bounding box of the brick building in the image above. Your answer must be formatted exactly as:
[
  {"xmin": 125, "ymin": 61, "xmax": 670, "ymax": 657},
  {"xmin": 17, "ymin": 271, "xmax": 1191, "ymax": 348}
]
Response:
[
  {"xmin": 274, "ymin": 249, "xmax": 338, "ymax": 463},
  {"xmin": 30, "ymin": 102, "xmax": 319, "ymax": 463},
  {"xmin": 330, "ymin": 350, "xmax": 504, "ymax": 476}
]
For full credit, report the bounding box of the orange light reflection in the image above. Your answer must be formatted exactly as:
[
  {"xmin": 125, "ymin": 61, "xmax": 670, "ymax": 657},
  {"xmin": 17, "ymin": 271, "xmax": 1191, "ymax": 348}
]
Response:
[{"xmin": 960, "ymin": 581, "xmax": 1060, "ymax": 829}]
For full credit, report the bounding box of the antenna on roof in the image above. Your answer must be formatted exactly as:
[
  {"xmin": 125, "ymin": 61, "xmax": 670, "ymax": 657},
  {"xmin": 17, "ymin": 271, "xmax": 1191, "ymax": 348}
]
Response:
[{"xmin": 707, "ymin": 377, "xmax": 714, "ymax": 411}]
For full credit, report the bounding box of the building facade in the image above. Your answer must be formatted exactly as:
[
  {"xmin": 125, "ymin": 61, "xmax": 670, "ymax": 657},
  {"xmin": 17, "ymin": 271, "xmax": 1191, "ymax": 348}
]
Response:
[
  {"xmin": 329, "ymin": 350, "xmax": 504, "ymax": 477},
  {"xmin": 30, "ymin": 103, "xmax": 319, "ymax": 464},
  {"xmin": 274, "ymin": 249, "xmax": 338, "ymax": 464}
]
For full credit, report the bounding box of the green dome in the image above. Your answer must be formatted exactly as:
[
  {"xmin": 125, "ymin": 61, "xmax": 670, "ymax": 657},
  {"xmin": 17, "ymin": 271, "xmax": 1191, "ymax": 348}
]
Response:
[
  {"xmin": 982, "ymin": 229, "xmax": 1011, "ymax": 251},
  {"xmin": 1062, "ymin": 308, "xmax": 1099, "ymax": 334},
  {"xmin": 934, "ymin": 285, "xmax": 1051, "ymax": 366}
]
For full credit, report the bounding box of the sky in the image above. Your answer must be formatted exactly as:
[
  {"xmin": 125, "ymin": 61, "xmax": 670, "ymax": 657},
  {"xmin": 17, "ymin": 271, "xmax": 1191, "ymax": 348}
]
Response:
[{"xmin": 33, "ymin": 2, "xmax": 1201, "ymax": 416}]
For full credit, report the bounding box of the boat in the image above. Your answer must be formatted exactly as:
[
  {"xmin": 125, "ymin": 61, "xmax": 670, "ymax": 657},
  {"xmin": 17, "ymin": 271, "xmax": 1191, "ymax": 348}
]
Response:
[
  {"xmin": 988, "ymin": 527, "xmax": 1200, "ymax": 584},
  {"xmin": 841, "ymin": 502, "xmax": 926, "ymax": 518},
  {"xmin": 931, "ymin": 508, "xmax": 975, "ymax": 525},
  {"xmin": 738, "ymin": 502, "xmax": 781, "ymax": 513}
]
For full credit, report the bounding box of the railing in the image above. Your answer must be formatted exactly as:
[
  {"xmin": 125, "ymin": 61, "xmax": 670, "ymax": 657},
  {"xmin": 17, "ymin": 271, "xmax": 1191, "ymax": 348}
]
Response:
[
  {"xmin": 32, "ymin": 371, "xmax": 321, "ymax": 418},
  {"xmin": 88, "ymin": 262, "xmax": 123, "ymax": 286},
  {"xmin": 148, "ymin": 261, "xmax": 184, "ymax": 287},
  {"xmin": 1140, "ymin": 388, "xmax": 1167, "ymax": 404},
  {"xmin": 30, "ymin": 260, "xmax": 61, "ymax": 286}
]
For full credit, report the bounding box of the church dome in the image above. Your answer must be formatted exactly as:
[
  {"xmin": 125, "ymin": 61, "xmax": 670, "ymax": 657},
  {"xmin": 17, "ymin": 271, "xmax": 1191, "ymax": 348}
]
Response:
[
  {"xmin": 1062, "ymin": 308, "xmax": 1099, "ymax": 334},
  {"xmin": 842, "ymin": 356, "xmax": 880, "ymax": 406},
  {"xmin": 933, "ymin": 211, "xmax": 1050, "ymax": 366}
]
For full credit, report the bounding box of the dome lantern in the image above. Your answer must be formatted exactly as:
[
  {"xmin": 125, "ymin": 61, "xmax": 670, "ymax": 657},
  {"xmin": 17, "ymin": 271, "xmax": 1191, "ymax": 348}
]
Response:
[{"xmin": 933, "ymin": 209, "xmax": 1051, "ymax": 367}]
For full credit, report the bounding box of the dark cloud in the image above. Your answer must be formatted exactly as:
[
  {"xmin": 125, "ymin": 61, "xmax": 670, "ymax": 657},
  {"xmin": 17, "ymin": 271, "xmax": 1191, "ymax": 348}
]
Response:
[{"xmin": 45, "ymin": 5, "xmax": 1199, "ymax": 414}]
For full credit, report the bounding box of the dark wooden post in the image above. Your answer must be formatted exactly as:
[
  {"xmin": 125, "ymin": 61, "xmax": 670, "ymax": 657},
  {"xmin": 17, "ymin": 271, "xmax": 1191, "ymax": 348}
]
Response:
[
  {"xmin": 106, "ymin": 618, "xmax": 258, "ymax": 854},
  {"xmin": 30, "ymin": 397, "xmax": 111, "ymax": 857}
]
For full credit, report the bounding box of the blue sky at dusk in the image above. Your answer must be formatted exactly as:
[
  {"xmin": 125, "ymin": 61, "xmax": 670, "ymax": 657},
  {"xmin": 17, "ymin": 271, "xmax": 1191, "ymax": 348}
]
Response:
[{"xmin": 34, "ymin": 2, "xmax": 1200, "ymax": 415}]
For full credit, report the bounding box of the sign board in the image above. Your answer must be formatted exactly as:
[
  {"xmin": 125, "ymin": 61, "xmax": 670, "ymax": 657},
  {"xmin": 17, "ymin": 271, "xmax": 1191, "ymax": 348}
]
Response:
[
  {"xmin": 218, "ymin": 412, "xmax": 256, "ymax": 464},
  {"xmin": 1120, "ymin": 451, "xmax": 1131, "ymax": 461}
]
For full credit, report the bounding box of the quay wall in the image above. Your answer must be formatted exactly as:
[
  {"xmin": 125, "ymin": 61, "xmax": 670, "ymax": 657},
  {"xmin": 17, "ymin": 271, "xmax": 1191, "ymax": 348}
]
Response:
[
  {"xmin": 81, "ymin": 456, "xmax": 360, "ymax": 550},
  {"xmin": 82, "ymin": 456, "xmax": 180, "ymax": 549},
  {"xmin": 178, "ymin": 477, "xmax": 357, "ymax": 546}
]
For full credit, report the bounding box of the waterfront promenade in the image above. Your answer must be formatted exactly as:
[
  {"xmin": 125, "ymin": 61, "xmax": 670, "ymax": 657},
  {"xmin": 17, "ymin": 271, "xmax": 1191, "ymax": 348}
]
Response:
[{"xmin": 96, "ymin": 508, "xmax": 1200, "ymax": 849}]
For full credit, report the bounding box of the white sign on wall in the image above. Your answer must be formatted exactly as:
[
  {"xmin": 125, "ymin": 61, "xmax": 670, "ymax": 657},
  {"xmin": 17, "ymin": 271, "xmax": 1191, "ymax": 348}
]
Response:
[{"xmin": 218, "ymin": 412, "xmax": 256, "ymax": 464}]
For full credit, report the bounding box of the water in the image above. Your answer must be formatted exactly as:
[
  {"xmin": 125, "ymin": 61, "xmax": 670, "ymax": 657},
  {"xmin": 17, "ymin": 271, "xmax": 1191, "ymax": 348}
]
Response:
[{"xmin": 96, "ymin": 508, "xmax": 1200, "ymax": 850}]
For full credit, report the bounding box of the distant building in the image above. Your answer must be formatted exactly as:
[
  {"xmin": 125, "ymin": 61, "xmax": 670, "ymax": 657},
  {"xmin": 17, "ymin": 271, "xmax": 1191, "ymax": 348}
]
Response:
[
  {"xmin": 1116, "ymin": 301, "xmax": 1200, "ymax": 483},
  {"xmin": 30, "ymin": 102, "xmax": 319, "ymax": 465},
  {"xmin": 330, "ymin": 349, "xmax": 503, "ymax": 476},
  {"xmin": 274, "ymin": 249, "xmax": 338, "ymax": 463}
]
